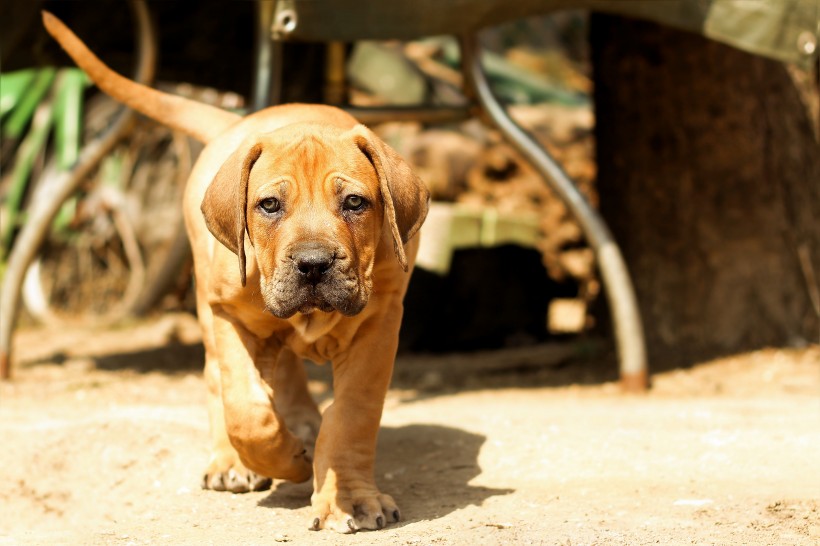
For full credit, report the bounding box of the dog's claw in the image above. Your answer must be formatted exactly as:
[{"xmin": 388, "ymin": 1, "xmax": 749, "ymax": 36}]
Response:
[
  {"xmin": 249, "ymin": 474, "xmax": 272, "ymax": 492},
  {"xmin": 347, "ymin": 518, "xmax": 357, "ymax": 532},
  {"xmin": 311, "ymin": 518, "xmax": 321, "ymax": 531},
  {"xmin": 392, "ymin": 509, "xmax": 401, "ymax": 522},
  {"xmin": 376, "ymin": 515, "xmax": 385, "ymax": 529},
  {"xmin": 202, "ymin": 465, "xmax": 271, "ymax": 493},
  {"xmin": 207, "ymin": 473, "xmax": 225, "ymax": 491}
]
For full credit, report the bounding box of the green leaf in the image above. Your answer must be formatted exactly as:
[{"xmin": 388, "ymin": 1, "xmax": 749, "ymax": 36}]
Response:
[
  {"xmin": 1, "ymin": 68, "xmax": 57, "ymax": 140},
  {"xmin": 53, "ymin": 69, "xmax": 90, "ymax": 171}
]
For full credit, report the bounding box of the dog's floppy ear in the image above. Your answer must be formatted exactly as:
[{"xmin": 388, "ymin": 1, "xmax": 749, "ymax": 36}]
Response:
[
  {"xmin": 200, "ymin": 140, "xmax": 263, "ymax": 286},
  {"xmin": 349, "ymin": 125, "xmax": 430, "ymax": 271}
]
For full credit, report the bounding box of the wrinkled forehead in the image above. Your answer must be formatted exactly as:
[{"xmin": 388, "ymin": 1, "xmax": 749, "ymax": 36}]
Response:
[{"xmin": 249, "ymin": 125, "xmax": 377, "ymax": 183}]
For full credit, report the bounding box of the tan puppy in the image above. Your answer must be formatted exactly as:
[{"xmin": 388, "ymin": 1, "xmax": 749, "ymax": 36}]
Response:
[{"xmin": 43, "ymin": 12, "xmax": 429, "ymax": 533}]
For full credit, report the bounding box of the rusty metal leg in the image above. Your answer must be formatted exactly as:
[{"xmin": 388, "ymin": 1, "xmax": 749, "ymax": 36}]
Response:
[{"xmin": 459, "ymin": 33, "xmax": 648, "ymax": 391}]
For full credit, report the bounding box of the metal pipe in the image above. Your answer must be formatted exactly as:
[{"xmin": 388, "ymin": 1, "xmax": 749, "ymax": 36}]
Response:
[
  {"xmin": 458, "ymin": 33, "xmax": 648, "ymax": 391},
  {"xmin": 251, "ymin": 0, "xmax": 278, "ymax": 111},
  {"xmin": 0, "ymin": 0, "xmax": 155, "ymax": 379}
]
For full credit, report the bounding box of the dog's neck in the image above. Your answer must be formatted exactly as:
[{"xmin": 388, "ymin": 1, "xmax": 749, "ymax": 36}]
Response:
[{"xmin": 288, "ymin": 310, "xmax": 343, "ymax": 346}]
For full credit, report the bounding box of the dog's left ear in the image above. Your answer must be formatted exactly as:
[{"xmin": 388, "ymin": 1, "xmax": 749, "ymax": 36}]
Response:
[
  {"xmin": 349, "ymin": 125, "xmax": 430, "ymax": 271},
  {"xmin": 200, "ymin": 139, "xmax": 263, "ymax": 286}
]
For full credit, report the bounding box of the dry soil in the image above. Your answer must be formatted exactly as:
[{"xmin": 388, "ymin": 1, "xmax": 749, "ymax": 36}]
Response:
[{"xmin": 1, "ymin": 314, "xmax": 818, "ymax": 545}]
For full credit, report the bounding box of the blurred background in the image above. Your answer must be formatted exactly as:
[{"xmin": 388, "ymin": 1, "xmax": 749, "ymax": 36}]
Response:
[{"xmin": 1, "ymin": 1, "xmax": 818, "ymax": 371}]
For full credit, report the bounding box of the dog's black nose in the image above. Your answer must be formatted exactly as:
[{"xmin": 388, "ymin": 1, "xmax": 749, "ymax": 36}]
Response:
[{"xmin": 293, "ymin": 246, "xmax": 335, "ymax": 284}]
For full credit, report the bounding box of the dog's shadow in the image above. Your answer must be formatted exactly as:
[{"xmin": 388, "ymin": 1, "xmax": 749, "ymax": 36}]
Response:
[{"xmin": 258, "ymin": 423, "xmax": 510, "ymax": 524}]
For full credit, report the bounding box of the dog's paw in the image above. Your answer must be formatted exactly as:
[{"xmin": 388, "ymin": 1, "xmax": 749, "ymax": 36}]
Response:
[
  {"xmin": 309, "ymin": 490, "xmax": 400, "ymax": 533},
  {"xmin": 202, "ymin": 456, "xmax": 271, "ymax": 493}
]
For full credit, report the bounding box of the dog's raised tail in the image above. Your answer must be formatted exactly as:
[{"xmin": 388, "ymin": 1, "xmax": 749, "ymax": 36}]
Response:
[{"xmin": 42, "ymin": 11, "xmax": 241, "ymax": 144}]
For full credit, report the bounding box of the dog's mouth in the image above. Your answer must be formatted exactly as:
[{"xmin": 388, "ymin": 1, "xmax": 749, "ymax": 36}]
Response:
[
  {"xmin": 296, "ymin": 296, "xmax": 336, "ymax": 315},
  {"xmin": 262, "ymin": 272, "xmax": 368, "ymax": 319}
]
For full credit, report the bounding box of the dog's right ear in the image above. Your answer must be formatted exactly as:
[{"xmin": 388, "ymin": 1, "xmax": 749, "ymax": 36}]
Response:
[{"xmin": 201, "ymin": 141, "xmax": 263, "ymax": 286}]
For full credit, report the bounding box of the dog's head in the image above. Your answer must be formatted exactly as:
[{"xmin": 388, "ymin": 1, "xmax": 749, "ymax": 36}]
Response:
[{"xmin": 201, "ymin": 123, "xmax": 429, "ymax": 318}]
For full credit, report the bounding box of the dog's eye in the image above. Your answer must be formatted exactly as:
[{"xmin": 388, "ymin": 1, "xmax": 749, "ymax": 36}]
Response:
[
  {"xmin": 259, "ymin": 198, "xmax": 280, "ymax": 214},
  {"xmin": 343, "ymin": 195, "xmax": 366, "ymax": 211}
]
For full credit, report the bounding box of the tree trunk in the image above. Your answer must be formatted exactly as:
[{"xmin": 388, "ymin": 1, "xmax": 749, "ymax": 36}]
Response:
[{"xmin": 590, "ymin": 14, "xmax": 820, "ymax": 367}]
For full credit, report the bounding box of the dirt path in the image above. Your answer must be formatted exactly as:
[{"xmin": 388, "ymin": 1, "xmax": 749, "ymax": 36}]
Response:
[{"xmin": 1, "ymin": 315, "xmax": 818, "ymax": 545}]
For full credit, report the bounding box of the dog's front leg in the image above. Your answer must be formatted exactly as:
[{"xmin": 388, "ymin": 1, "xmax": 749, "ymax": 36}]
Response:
[
  {"xmin": 309, "ymin": 296, "xmax": 403, "ymax": 533},
  {"xmin": 211, "ymin": 308, "xmax": 313, "ymax": 483}
]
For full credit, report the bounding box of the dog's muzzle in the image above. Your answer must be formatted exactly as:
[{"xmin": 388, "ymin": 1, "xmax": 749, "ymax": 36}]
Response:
[{"xmin": 262, "ymin": 242, "xmax": 367, "ymax": 318}]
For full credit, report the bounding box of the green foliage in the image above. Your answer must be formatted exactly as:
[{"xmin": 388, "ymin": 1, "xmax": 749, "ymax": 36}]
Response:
[{"xmin": 0, "ymin": 68, "xmax": 90, "ymax": 261}]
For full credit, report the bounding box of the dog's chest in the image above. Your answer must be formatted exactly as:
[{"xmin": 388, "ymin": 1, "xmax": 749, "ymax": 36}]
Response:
[
  {"xmin": 283, "ymin": 312, "xmax": 348, "ymax": 364},
  {"xmin": 290, "ymin": 312, "xmax": 342, "ymax": 343}
]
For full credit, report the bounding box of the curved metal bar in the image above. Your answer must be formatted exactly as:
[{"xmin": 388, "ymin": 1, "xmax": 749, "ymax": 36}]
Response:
[
  {"xmin": 0, "ymin": 0, "xmax": 156, "ymax": 379},
  {"xmin": 459, "ymin": 33, "xmax": 648, "ymax": 391}
]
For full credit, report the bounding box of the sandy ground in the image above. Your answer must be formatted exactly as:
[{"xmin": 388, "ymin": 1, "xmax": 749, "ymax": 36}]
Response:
[{"xmin": 1, "ymin": 313, "xmax": 818, "ymax": 545}]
